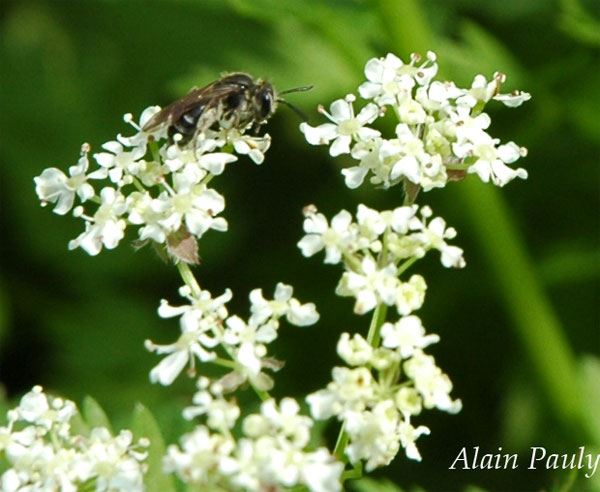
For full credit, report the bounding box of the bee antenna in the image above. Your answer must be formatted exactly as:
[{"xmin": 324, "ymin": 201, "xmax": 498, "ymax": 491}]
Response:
[
  {"xmin": 277, "ymin": 98, "xmax": 310, "ymax": 123},
  {"xmin": 279, "ymin": 84, "xmax": 314, "ymax": 95}
]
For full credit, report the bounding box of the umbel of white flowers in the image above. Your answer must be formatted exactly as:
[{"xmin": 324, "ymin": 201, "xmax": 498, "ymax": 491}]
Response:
[
  {"xmin": 298, "ymin": 204, "xmax": 463, "ymax": 468},
  {"xmin": 293, "ymin": 50, "xmax": 529, "ymax": 470},
  {"xmin": 33, "ymin": 108, "xmax": 270, "ymax": 263},
  {"xmin": 301, "ymin": 51, "xmax": 529, "ymax": 191},
  {"xmin": 0, "ymin": 386, "xmax": 148, "ymax": 492}
]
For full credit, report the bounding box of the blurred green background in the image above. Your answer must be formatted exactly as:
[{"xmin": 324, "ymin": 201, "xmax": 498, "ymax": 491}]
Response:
[{"xmin": 1, "ymin": 0, "xmax": 599, "ymax": 490}]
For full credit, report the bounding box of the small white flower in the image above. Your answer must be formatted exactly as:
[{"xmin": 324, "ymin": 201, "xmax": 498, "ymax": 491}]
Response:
[
  {"xmin": 494, "ymin": 90, "xmax": 531, "ymax": 107},
  {"xmin": 183, "ymin": 378, "xmax": 240, "ymax": 430},
  {"xmin": 359, "ymin": 53, "xmax": 409, "ymax": 105},
  {"xmin": 337, "ymin": 333, "xmax": 373, "ymax": 366},
  {"xmin": 336, "ymin": 256, "xmax": 400, "ymax": 314},
  {"xmin": 298, "ymin": 208, "xmax": 355, "ymax": 264},
  {"xmin": 307, "ymin": 367, "xmax": 375, "ymax": 419},
  {"xmin": 146, "ymin": 288, "xmax": 229, "ymax": 385},
  {"xmin": 249, "ymin": 283, "xmax": 319, "ymax": 327},
  {"xmin": 34, "ymin": 148, "xmax": 103, "ymax": 215},
  {"xmin": 224, "ymin": 315, "xmax": 278, "ymax": 347},
  {"xmin": 1, "ymin": 387, "xmax": 147, "ymax": 492},
  {"xmin": 395, "ymin": 274, "xmax": 427, "ymax": 315},
  {"xmin": 159, "ymin": 176, "xmax": 228, "ymax": 238},
  {"xmin": 68, "ymin": 187, "xmax": 127, "ymax": 256},
  {"xmin": 225, "ymin": 129, "xmax": 271, "ymax": 164},
  {"xmin": 164, "ymin": 426, "xmax": 235, "ymax": 486},
  {"xmin": 301, "ymin": 95, "xmax": 380, "ymax": 156},
  {"xmin": 94, "ymin": 140, "xmax": 146, "ymax": 185},
  {"xmin": 381, "ymin": 315, "xmax": 440, "ymax": 358},
  {"xmin": 404, "ymin": 350, "xmax": 462, "ymax": 413},
  {"xmin": 344, "ymin": 401, "xmax": 400, "ymax": 471},
  {"xmin": 414, "ymin": 212, "xmax": 466, "ymax": 268},
  {"xmin": 127, "ymin": 191, "xmax": 170, "ymax": 243},
  {"xmin": 398, "ymin": 416, "xmax": 430, "ymax": 461}
]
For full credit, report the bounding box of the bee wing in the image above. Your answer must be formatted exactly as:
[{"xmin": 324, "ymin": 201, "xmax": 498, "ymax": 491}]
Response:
[{"xmin": 142, "ymin": 82, "xmax": 221, "ymax": 132}]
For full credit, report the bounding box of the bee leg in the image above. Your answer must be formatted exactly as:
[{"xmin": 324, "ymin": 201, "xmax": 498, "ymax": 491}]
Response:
[{"xmin": 252, "ymin": 122, "xmax": 263, "ymax": 136}]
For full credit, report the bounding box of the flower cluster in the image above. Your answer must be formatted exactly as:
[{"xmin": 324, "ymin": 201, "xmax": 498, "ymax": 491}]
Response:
[
  {"xmin": 34, "ymin": 107, "xmax": 270, "ymax": 262},
  {"xmin": 166, "ymin": 391, "xmax": 343, "ymax": 491},
  {"xmin": 0, "ymin": 386, "xmax": 148, "ymax": 492},
  {"xmin": 308, "ymin": 323, "xmax": 460, "ymax": 469},
  {"xmin": 299, "ymin": 203, "xmax": 464, "ymax": 314},
  {"xmin": 145, "ymin": 282, "xmax": 319, "ymax": 391},
  {"xmin": 298, "ymin": 204, "xmax": 462, "ymax": 467},
  {"xmin": 301, "ymin": 51, "xmax": 530, "ymax": 190}
]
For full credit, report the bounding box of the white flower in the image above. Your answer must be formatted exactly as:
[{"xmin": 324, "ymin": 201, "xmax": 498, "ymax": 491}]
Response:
[
  {"xmin": 298, "ymin": 208, "xmax": 355, "ymax": 264},
  {"xmin": 307, "ymin": 367, "xmax": 375, "ymax": 419},
  {"xmin": 164, "ymin": 425, "xmax": 235, "ymax": 486},
  {"xmin": 413, "ymin": 210, "xmax": 466, "ymax": 268},
  {"xmin": 404, "ymin": 350, "xmax": 462, "ymax": 413},
  {"xmin": 224, "ymin": 315, "xmax": 278, "ymax": 348},
  {"xmin": 301, "ymin": 95, "xmax": 380, "ymax": 156},
  {"xmin": 249, "ymin": 282, "xmax": 319, "ymax": 326},
  {"xmin": 336, "ymin": 256, "xmax": 400, "ymax": 314},
  {"xmin": 359, "ymin": 53, "xmax": 409, "ymax": 104},
  {"xmin": 398, "ymin": 416, "xmax": 430, "ymax": 461},
  {"xmin": 94, "ymin": 140, "xmax": 146, "ymax": 185},
  {"xmin": 146, "ymin": 288, "xmax": 230, "ymax": 385},
  {"xmin": 244, "ymin": 398, "xmax": 312, "ymax": 448},
  {"xmin": 381, "ymin": 315, "xmax": 440, "ymax": 358},
  {"xmin": 84, "ymin": 428, "xmax": 146, "ymax": 492},
  {"xmin": 127, "ymin": 191, "xmax": 170, "ymax": 243},
  {"xmin": 494, "ymin": 90, "xmax": 531, "ymax": 107},
  {"xmin": 344, "ymin": 401, "xmax": 400, "ymax": 471},
  {"xmin": 158, "ymin": 285, "xmax": 232, "ymax": 324},
  {"xmin": 183, "ymin": 377, "xmax": 240, "ymax": 430},
  {"xmin": 337, "ymin": 333, "xmax": 373, "ymax": 366},
  {"xmin": 224, "ymin": 129, "xmax": 271, "ymax": 164},
  {"xmin": 467, "ymin": 138, "xmax": 528, "ymax": 187},
  {"xmin": 34, "ymin": 147, "xmax": 103, "ymax": 215},
  {"xmin": 0, "ymin": 387, "xmax": 147, "ymax": 492},
  {"xmin": 68, "ymin": 187, "xmax": 127, "ymax": 255},
  {"xmin": 159, "ymin": 174, "xmax": 228, "ymax": 238},
  {"xmin": 395, "ymin": 274, "xmax": 427, "ymax": 315}
]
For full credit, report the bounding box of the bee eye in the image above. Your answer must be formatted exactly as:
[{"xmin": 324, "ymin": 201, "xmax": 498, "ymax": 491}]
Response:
[{"xmin": 258, "ymin": 90, "xmax": 273, "ymax": 119}]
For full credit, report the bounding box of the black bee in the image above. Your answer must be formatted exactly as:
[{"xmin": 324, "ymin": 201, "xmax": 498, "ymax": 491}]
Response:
[{"xmin": 143, "ymin": 72, "xmax": 311, "ymax": 145}]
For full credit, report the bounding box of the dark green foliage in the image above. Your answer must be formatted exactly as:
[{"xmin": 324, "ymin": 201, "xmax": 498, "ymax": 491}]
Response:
[{"xmin": 0, "ymin": 0, "xmax": 598, "ymax": 490}]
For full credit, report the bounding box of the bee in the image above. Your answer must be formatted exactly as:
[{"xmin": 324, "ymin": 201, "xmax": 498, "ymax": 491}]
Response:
[{"xmin": 143, "ymin": 72, "xmax": 311, "ymax": 145}]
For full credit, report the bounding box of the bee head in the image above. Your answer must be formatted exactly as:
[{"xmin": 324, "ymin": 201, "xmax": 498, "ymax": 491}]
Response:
[{"xmin": 253, "ymin": 82, "xmax": 276, "ymax": 121}]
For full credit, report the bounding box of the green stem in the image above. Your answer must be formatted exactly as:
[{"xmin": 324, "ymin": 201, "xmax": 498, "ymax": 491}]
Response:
[
  {"xmin": 332, "ymin": 301, "xmax": 389, "ymax": 469},
  {"xmin": 397, "ymin": 256, "xmax": 418, "ymax": 277},
  {"xmin": 332, "ymin": 426, "xmax": 349, "ymax": 461},
  {"xmin": 176, "ymin": 262, "xmax": 201, "ymax": 297},
  {"xmin": 366, "ymin": 303, "xmax": 389, "ymax": 347},
  {"xmin": 457, "ymin": 181, "xmax": 587, "ymax": 439}
]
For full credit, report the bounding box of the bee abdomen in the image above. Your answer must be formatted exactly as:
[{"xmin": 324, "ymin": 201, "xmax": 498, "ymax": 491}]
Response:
[{"xmin": 170, "ymin": 104, "xmax": 206, "ymax": 145}]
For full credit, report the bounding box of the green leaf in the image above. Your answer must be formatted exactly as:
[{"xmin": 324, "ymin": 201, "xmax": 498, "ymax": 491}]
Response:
[
  {"xmin": 82, "ymin": 395, "xmax": 112, "ymax": 432},
  {"xmin": 351, "ymin": 477, "xmax": 407, "ymax": 492},
  {"xmin": 439, "ymin": 20, "xmax": 525, "ymax": 88},
  {"xmin": 578, "ymin": 355, "xmax": 600, "ymax": 445},
  {"xmin": 69, "ymin": 409, "xmax": 90, "ymax": 437},
  {"xmin": 131, "ymin": 403, "xmax": 176, "ymax": 492},
  {"xmin": 559, "ymin": 0, "xmax": 600, "ymax": 47}
]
